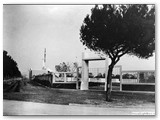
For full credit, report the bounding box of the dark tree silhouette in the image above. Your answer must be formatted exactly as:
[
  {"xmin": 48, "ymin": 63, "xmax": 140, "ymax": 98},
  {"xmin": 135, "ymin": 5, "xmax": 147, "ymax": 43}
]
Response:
[
  {"xmin": 3, "ymin": 50, "xmax": 21, "ymax": 79},
  {"xmin": 80, "ymin": 4, "xmax": 155, "ymax": 101}
]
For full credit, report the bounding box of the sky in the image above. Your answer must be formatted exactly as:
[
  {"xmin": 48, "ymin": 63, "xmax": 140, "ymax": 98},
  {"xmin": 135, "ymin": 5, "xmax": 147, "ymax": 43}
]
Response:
[{"xmin": 3, "ymin": 5, "xmax": 155, "ymax": 75}]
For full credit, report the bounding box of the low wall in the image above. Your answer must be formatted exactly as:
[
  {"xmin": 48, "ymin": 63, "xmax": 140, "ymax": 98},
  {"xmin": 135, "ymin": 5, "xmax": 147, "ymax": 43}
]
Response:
[
  {"xmin": 52, "ymin": 82, "xmax": 81, "ymax": 89},
  {"xmin": 33, "ymin": 74, "xmax": 53, "ymax": 87},
  {"xmin": 122, "ymin": 84, "xmax": 155, "ymax": 92}
]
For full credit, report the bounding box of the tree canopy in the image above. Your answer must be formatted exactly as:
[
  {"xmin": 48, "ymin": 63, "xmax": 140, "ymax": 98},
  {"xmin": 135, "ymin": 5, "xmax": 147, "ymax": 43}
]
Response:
[
  {"xmin": 80, "ymin": 4, "xmax": 155, "ymax": 64},
  {"xmin": 55, "ymin": 62, "xmax": 70, "ymax": 72},
  {"xmin": 3, "ymin": 50, "xmax": 21, "ymax": 79}
]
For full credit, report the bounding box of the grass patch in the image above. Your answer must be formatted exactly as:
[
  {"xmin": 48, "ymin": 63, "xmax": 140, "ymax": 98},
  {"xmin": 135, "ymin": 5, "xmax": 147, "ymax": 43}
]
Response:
[{"xmin": 3, "ymin": 81, "xmax": 155, "ymax": 108}]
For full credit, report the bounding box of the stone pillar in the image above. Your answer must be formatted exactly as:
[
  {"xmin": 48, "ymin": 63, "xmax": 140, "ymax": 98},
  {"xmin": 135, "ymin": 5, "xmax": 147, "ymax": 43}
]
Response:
[{"xmin": 80, "ymin": 60, "xmax": 89, "ymax": 90}]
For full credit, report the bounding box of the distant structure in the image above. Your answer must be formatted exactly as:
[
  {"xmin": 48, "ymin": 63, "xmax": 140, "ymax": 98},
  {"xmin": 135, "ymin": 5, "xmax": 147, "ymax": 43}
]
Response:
[
  {"xmin": 42, "ymin": 48, "xmax": 46, "ymax": 70},
  {"xmin": 42, "ymin": 48, "xmax": 53, "ymax": 73}
]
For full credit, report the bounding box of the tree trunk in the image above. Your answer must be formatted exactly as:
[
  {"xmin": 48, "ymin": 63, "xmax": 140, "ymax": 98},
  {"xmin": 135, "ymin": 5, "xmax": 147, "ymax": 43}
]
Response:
[{"xmin": 106, "ymin": 64, "xmax": 114, "ymax": 101}]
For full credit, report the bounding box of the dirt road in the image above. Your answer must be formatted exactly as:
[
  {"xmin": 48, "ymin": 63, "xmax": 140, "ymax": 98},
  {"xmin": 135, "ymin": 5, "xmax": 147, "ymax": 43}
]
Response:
[{"xmin": 3, "ymin": 100, "xmax": 155, "ymax": 115}]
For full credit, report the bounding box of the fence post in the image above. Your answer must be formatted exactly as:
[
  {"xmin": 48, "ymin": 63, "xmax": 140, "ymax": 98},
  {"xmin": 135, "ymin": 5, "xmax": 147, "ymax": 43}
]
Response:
[
  {"xmin": 76, "ymin": 67, "xmax": 79, "ymax": 89},
  {"xmin": 52, "ymin": 73, "xmax": 55, "ymax": 83},
  {"xmin": 137, "ymin": 72, "xmax": 139, "ymax": 83},
  {"xmin": 64, "ymin": 73, "xmax": 67, "ymax": 82},
  {"xmin": 120, "ymin": 66, "xmax": 122, "ymax": 91}
]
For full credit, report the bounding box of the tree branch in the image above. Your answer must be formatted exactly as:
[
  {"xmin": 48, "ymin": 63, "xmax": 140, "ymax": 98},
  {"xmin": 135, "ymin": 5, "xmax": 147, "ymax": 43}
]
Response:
[
  {"xmin": 115, "ymin": 57, "xmax": 120, "ymax": 64},
  {"xmin": 106, "ymin": 50, "xmax": 113, "ymax": 59},
  {"xmin": 114, "ymin": 48, "xmax": 129, "ymax": 64},
  {"xmin": 110, "ymin": 49, "xmax": 116, "ymax": 58},
  {"xmin": 118, "ymin": 49, "xmax": 129, "ymax": 58}
]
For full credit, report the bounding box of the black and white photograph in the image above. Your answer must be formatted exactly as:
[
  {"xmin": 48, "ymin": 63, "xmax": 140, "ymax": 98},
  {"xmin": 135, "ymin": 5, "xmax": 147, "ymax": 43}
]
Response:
[{"xmin": 3, "ymin": 4, "xmax": 155, "ymax": 116}]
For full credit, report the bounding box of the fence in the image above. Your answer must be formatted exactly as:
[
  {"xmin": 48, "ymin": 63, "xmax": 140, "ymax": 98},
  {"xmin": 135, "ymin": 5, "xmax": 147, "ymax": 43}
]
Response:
[
  {"xmin": 87, "ymin": 67, "xmax": 155, "ymax": 91},
  {"xmin": 122, "ymin": 70, "xmax": 155, "ymax": 84},
  {"xmin": 30, "ymin": 68, "xmax": 155, "ymax": 91},
  {"xmin": 53, "ymin": 72, "xmax": 77, "ymax": 83},
  {"xmin": 34, "ymin": 73, "xmax": 53, "ymax": 85},
  {"xmin": 121, "ymin": 70, "xmax": 155, "ymax": 92},
  {"xmin": 30, "ymin": 69, "xmax": 78, "ymax": 83},
  {"xmin": 30, "ymin": 69, "xmax": 79, "ymax": 89}
]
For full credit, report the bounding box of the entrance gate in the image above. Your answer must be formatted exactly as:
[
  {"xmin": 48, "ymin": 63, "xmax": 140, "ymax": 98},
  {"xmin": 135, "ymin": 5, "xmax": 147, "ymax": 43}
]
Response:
[{"xmin": 80, "ymin": 52, "xmax": 108, "ymax": 91}]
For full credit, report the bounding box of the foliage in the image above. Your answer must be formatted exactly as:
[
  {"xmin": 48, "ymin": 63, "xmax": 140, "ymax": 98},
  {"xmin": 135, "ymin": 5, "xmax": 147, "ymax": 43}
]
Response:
[
  {"xmin": 80, "ymin": 5, "xmax": 155, "ymax": 61},
  {"xmin": 122, "ymin": 73, "xmax": 137, "ymax": 79},
  {"xmin": 55, "ymin": 62, "xmax": 70, "ymax": 72},
  {"xmin": 146, "ymin": 75, "xmax": 155, "ymax": 83},
  {"xmin": 139, "ymin": 72, "xmax": 155, "ymax": 83},
  {"xmin": 89, "ymin": 73, "xmax": 94, "ymax": 78},
  {"xmin": 95, "ymin": 73, "xmax": 103, "ymax": 78},
  {"xmin": 66, "ymin": 73, "xmax": 72, "ymax": 77},
  {"xmin": 55, "ymin": 62, "xmax": 78, "ymax": 72},
  {"xmin": 3, "ymin": 50, "xmax": 21, "ymax": 79},
  {"xmin": 112, "ymin": 74, "xmax": 120, "ymax": 79}
]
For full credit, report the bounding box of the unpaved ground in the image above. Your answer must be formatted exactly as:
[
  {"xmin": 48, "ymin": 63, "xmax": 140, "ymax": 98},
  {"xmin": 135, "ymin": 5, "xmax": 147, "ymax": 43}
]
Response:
[{"xmin": 3, "ymin": 100, "xmax": 155, "ymax": 115}]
